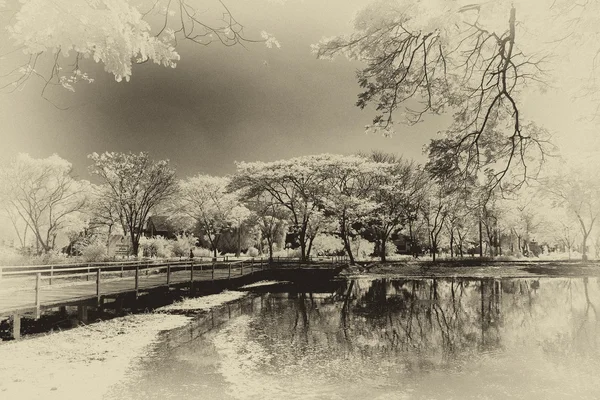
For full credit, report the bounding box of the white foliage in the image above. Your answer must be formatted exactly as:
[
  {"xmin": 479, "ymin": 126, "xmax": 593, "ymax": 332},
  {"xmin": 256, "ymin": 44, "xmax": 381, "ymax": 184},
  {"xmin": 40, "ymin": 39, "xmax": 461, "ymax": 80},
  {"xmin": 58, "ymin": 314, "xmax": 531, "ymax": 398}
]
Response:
[
  {"xmin": 261, "ymin": 31, "xmax": 281, "ymax": 49},
  {"xmin": 8, "ymin": 0, "xmax": 180, "ymax": 83}
]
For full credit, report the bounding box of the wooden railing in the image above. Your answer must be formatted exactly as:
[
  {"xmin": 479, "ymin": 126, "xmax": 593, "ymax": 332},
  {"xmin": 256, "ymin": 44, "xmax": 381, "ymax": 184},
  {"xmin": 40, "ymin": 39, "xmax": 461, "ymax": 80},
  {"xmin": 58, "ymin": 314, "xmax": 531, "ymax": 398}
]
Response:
[{"xmin": 0, "ymin": 256, "xmax": 347, "ymax": 317}]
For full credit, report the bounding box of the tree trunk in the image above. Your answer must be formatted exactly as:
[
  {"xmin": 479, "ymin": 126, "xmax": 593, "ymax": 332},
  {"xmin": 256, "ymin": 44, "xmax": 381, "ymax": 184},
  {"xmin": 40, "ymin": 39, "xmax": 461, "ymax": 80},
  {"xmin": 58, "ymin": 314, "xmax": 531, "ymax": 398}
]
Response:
[
  {"xmin": 340, "ymin": 219, "xmax": 355, "ymax": 264},
  {"xmin": 306, "ymin": 235, "xmax": 316, "ymax": 260},
  {"xmin": 342, "ymin": 235, "xmax": 355, "ymax": 264},
  {"xmin": 582, "ymin": 233, "xmax": 589, "ymax": 261},
  {"xmin": 380, "ymin": 236, "xmax": 387, "ymax": 262},
  {"xmin": 106, "ymin": 224, "xmax": 113, "ymax": 255},
  {"xmin": 299, "ymin": 229, "xmax": 307, "ymax": 261},
  {"xmin": 268, "ymin": 239, "xmax": 274, "ymax": 263},
  {"xmin": 479, "ymin": 217, "xmax": 483, "ymax": 257},
  {"xmin": 450, "ymin": 230, "xmax": 454, "ymax": 258},
  {"xmin": 132, "ymin": 240, "xmax": 139, "ymax": 257},
  {"xmin": 236, "ymin": 226, "xmax": 241, "ymax": 257}
]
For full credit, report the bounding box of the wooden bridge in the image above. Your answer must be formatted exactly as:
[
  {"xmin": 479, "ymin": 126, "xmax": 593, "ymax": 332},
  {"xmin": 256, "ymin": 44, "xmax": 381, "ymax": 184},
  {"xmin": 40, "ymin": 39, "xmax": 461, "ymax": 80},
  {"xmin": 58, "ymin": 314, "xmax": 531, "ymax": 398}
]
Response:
[{"xmin": 0, "ymin": 257, "xmax": 345, "ymax": 339}]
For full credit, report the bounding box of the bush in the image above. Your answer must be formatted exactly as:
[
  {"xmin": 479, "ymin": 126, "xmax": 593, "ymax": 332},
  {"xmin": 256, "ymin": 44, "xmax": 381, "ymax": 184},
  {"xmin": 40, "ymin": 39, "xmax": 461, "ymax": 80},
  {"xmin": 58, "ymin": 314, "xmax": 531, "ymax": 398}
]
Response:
[
  {"xmin": 193, "ymin": 247, "xmax": 213, "ymax": 258},
  {"xmin": 272, "ymin": 248, "xmax": 301, "ymax": 259},
  {"xmin": 170, "ymin": 234, "xmax": 197, "ymax": 258},
  {"xmin": 0, "ymin": 246, "xmax": 27, "ymax": 266},
  {"xmin": 311, "ymin": 234, "xmax": 345, "ymax": 256},
  {"xmin": 80, "ymin": 242, "xmax": 108, "ymax": 262},
  {"xmin": 139, "ymin": 236, "xmax": 172, "ymax": 258},
  {"xmin": 246, "ymin": 246, "xmax": 259, "ymax": 257},
  {"xmin": 351, "ymin": 237, "xmax": 375, "ymax": 260}
]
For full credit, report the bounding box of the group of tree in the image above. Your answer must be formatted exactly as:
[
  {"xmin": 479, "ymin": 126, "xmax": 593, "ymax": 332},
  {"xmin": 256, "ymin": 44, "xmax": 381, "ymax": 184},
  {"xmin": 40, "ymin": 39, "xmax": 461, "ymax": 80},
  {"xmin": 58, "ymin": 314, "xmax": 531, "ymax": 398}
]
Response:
[{"xmin": 2, "ymin": 149, "xmax": 599, "ymax": 263}]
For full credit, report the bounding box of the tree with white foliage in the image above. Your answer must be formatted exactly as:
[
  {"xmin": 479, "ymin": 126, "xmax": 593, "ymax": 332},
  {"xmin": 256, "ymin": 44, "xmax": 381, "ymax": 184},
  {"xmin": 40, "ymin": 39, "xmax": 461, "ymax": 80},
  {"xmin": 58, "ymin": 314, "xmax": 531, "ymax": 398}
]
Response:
[
  {"xmin": 0, "ymin": 153, "xmax": 89, "ymax": 254},
  {"xmin": 230, "ymin": 155, "xmax": 330, "ymax": 261},
  {"xmin": 175, "ymin": 174, "xmax": 250, "ymax": 258},
  {"xmin": 360, "ymin": 151, "xmax": 426, "ymax": 262},
  {"xmin": 542, "ymin": 155, "xmax": 600, "ymax": 260},
  {"xmin": 314, "ymin": 0, "xmax": 600, "ymax": 190},
  {"xmin": 240, "ymin": 192, "xmax": 288, "ymax": 262},
  {"xmin": 0, "ymin": 0, "xmax": 278, "ymax": 97},
  {"xmin": 314, "ymin": 154, "xmax": 385, "ymax": 264},
  {"xmin": 88, "ymin": 151, "xmax": 176, "ymax": 257},
  {"xmin": 421, "ymin": 182, "xmax": 449, "ymax": 262}
]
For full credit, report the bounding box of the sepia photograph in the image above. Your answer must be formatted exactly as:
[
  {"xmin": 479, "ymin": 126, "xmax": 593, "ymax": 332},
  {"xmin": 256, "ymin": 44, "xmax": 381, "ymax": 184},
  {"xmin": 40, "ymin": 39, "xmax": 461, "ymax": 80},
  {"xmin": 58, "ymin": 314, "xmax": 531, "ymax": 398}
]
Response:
[{"xmin": 1, "ymin": 0, "xmax": 600, "ymax": 399}]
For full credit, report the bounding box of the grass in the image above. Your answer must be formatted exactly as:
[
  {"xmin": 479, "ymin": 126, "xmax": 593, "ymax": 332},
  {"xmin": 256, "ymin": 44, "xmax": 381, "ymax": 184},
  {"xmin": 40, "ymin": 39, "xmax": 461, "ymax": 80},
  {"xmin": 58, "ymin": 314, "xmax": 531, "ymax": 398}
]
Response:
[{"xmin": 0, "ymin": 290, "xmax": 251, "ymax": 399}]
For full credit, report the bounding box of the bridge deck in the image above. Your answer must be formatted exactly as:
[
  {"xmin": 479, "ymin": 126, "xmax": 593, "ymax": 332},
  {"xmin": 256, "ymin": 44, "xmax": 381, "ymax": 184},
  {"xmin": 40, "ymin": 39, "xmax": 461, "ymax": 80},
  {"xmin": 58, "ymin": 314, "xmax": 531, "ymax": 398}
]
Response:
[{"xmin": 0, "ymin": 258, "xmax": 342, "ymax": 318}]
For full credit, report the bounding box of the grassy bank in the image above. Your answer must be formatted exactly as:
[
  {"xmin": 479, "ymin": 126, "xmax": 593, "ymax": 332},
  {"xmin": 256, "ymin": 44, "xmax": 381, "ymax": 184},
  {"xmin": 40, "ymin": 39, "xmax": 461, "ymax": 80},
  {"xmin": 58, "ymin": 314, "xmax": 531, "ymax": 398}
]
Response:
[
  {"xmin": 0, "ymin": 291, "xmax": 249, "ymax": 400},
  {"xmin": 343, "ymin": 259, "xmax": 600, "ymax": 278}
]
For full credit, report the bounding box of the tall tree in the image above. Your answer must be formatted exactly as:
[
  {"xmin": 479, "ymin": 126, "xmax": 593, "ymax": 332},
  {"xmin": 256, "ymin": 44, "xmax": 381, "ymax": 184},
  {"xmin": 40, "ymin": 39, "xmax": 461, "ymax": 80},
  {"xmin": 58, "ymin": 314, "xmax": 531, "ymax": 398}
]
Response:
[
  {"xmin": 88, "ymin": 152, "xmax": 176, "ymax": 257},
  {"xmin": 421, "ymin": 183, "xmax": 449, "ymax": 262},
  {"xmin": 313, "ymin": 0, "xmax": 600, "ymax": 188},
  {"xmin": 0, "ymin": 153, "xmax": 89, "ymax": 253},
  {"xmin": 241, "ymin": 192, "xmax": 288, "ymax": 262},
  {"xmin": 315, "ymin": 154, "xmax": 383, "ymax": 264},
  {"xmin": 544, "ymin": 178, "xmax": 600, "ymax": 261},
  {"xmin": 360, "ymin": 152, "xmax": 426, "ymax": 262},
  {"xmin": 175, "ymin": 175, "xmax": 249, "ymax": 258},
  {"xmin": 541, "ymin": 153, "xmax": 600, "ymax": 260},
  {"xmin": 230, "ymin": 155, "xmax": 330, "ymax": 261}
]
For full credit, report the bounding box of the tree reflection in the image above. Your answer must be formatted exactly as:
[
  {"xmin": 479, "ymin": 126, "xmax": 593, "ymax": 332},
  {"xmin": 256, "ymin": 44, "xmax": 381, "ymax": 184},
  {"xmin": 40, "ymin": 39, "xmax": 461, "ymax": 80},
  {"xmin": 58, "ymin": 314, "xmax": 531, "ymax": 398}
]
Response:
[{"xmin": 247, "ymin": 276, "xmax": 600, "ymax": 376}]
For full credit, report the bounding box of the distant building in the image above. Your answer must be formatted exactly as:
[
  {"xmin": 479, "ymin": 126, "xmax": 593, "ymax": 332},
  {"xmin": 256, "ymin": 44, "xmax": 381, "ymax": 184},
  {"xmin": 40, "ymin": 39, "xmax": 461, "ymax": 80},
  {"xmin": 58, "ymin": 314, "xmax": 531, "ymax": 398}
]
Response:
[
  {"xmin": 144, "ymin": 216, "xmax": 177, "ymax": 239},
  {"xmin": 392, "ymin": 234, "xmax": 411, "ymax": 254}
]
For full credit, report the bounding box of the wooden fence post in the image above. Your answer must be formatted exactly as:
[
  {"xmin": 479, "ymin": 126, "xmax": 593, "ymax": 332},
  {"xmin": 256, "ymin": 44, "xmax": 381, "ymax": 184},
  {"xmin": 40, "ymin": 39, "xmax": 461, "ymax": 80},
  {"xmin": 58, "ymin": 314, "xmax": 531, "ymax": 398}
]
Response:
[
  {"xmin": 35, "ymin": 273, "xmax": 41, "ymax": 320},
  {"xmin": 11, "ymin": 314, "xmax": 21, "ymax": 340},
  {"xmin": 96, "ymin": 268, "xmax": 101, "ymax": 305},
  {"xmin": 49, "ymin": 265, "xmax": 53, "ymax": 285},
  {"xmin": 212, "ymin": 261, "xmax": 215, "ymax": 282},
  {"xmin": 120, "ymin": 264, "xmax": 124, "ymax": 278},
  {"xmin": 135, "ymin": 264, "xmax": 139, "ymax": 299},
  {"xmin": 228, "ymin": 263, "xmax": 231, "ymax": 280},
  {"xmin": 190, "ymin": 259, "xmax": 194, "ymax": 293},
  {"xmin": 166, "ymin": 263, "xmax": 171, "ymax": 288}
]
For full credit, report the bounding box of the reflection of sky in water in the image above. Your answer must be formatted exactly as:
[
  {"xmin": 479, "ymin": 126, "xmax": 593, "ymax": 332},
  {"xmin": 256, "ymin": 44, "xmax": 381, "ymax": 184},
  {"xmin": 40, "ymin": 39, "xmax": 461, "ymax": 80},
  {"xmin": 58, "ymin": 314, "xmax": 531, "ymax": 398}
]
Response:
[{"xmin": 107, "ymin": 278, "xmax": 600, "ymax": 400}]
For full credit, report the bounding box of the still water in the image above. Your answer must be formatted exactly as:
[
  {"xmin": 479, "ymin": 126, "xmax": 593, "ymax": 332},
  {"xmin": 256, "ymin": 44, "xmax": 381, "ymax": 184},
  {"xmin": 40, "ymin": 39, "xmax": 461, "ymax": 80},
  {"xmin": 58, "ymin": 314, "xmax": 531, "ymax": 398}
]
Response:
[{"xmin": 107, "ymin": 277, "xmax": 600, "ymax": 399}]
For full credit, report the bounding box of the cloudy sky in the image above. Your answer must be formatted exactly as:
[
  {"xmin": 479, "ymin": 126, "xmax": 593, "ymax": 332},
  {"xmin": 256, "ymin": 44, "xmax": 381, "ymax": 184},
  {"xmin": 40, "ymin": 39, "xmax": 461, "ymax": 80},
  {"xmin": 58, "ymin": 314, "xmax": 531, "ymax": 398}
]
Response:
[{"xmin": 0, "ymin": 0, "xmax": 448, "ymax": 180}]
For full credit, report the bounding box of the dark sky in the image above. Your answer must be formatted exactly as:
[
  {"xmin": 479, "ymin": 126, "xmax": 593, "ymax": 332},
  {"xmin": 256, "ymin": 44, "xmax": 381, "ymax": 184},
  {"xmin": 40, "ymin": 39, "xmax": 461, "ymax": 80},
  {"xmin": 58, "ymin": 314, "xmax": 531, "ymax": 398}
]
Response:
[
  {"xmin": 0, "ymin": 0, "xmax": 593, "ymax": 182},
  {"xmin": 0, "ymin": 0, "xmax": 448, "ymax": 180}
]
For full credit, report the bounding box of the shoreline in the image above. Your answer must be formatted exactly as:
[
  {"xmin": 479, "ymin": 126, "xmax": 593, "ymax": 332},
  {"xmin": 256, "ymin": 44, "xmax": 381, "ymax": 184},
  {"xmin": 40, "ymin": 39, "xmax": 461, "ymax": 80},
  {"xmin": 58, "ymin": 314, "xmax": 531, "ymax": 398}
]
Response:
[
  {"xmin": 341, "ymin": 259, "xmax": 600, "ymax": 278},
  {"xmin": 0, "ymin": 291, "xmax": 249, "ymax": 400}
]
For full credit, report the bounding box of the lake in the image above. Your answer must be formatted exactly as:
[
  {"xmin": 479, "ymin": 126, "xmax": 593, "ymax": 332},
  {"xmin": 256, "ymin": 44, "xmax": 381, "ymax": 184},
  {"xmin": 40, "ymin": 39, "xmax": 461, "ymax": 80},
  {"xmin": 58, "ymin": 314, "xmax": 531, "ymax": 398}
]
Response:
[{"xmin": 106, "ymin": 277, "xmax": 600, "ymax": 399}]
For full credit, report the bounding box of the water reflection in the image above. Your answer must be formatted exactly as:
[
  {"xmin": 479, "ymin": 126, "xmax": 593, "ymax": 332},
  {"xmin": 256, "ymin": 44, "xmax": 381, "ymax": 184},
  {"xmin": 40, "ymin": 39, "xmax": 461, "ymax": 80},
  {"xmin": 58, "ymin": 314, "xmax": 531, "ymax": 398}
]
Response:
[{"xmin": 107, "ymin": 277, "xmax": 600, "ymax": 400}]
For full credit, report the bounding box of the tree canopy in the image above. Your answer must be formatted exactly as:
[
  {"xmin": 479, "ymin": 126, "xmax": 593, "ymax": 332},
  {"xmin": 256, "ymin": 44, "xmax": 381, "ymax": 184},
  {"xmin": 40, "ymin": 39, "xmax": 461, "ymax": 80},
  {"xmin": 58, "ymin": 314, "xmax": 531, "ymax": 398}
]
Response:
[
  {"xmin": 314, "ymin": 0, "xmax": 600, "ymax": 190},
  {"xmin": 0, "ymin": 0, "xmax": 277, "ymax": 95}
]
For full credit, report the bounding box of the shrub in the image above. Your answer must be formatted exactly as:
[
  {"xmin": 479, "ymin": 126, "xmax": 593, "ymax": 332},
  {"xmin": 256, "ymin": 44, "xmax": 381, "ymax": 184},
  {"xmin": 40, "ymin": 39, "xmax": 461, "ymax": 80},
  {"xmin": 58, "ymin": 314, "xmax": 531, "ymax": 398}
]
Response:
[
  {"xmin": 0, "ymin": 246, "xmax": 26, "ymax": 266},
  {"xmin": 193, "ymin": 247, "xmax": 213, "ymax": 258},
  {"xmin": 80, "ymin": 242, "xmax": 108, "ymax": 262},
  {"xmin": 272, "ymin": 248, "xmax": 301, "ymax": 259},
  {"xmin": 170, "ymin": 234, "xmax": 197, "ymax": 258},
  {"xmin": 246, "ymin": 246, "xmax": 259, "ymax": 257},
  {"xmin": 351, "ymin": 237, "xmax": 375, "ymax": 260},
  {"xmin": 311, "ymin": 234, "xmax": 345, "ymax": 256},
  {"xmin": 139, "ymin": 236, "xmax": 172, "ymax": 258}
]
